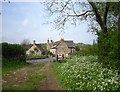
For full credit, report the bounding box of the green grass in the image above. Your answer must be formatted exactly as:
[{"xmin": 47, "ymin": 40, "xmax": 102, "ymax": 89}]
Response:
[
  {"xmin": 52, "ymin": 56, "xmax": 120, "ymax": 91},
  {"xmin": 3, "ymin": 63, "xmax": 45, "ymax": 90},
  {"xmin": 3, "ymin": 73, "xmax": 45, "ymax": 90},
  {"xmin": 2, "ymin": 59, "xmax": 29, "ymax": 74}
]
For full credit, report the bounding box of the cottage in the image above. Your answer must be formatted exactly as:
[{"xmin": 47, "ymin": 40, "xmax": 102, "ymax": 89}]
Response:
[
  {"xmin": 26, "ymin": 40, "xmax": 43, "ymax": 55},
  {"xmin": 47, "ymin": 38, "xmax": 75, "ymax": 58}
]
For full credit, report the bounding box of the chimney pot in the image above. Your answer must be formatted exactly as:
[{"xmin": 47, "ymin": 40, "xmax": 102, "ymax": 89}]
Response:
[
  {"xmin": 47, "ymin": 39, "xmax": 49, "ymax": 43},
  {"xmin": 60, "ymin": 38, "xmax": 64, "ymax": 42},
  {"xmin": 51, "ymin": 40, "xmax": 53, "ymax": 43},
  {"xmin": 33, "ymin": 40, "xmax": 36, "ymax": 45}
]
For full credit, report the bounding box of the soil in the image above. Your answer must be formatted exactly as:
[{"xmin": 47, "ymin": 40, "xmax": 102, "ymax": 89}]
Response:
[{"xmin": 2, "ymin": 61, "xmax": 63, "ymax": 90}]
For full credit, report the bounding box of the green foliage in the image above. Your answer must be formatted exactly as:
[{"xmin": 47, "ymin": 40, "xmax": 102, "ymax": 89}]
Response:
[
  {"xmin": 2, "ymin": 58, "xmax": 28, "ymax": 74},
  {"xmin": 97, "ymin": 29, "xmax": 120, "ymax": 72},
  {"xmin": 108, "ymin": 31, "xmax": 118, "ymax": 59},
  {"xmin": 75, "ymin": 45, "xmax": 80, "ymax": 51},
  {"xmin": 72, "ymin": 44, "xmax": 98, "ymax": 56},
  {"xmin": 97, "ymin": 31, "xmax": 110, "ymax": 60},
  {"xmin": 2, "ymin": 42, "xmax": 26, "ymax": 62},
  {"xmin": 2, "ymin": 42, "xmax": 27, "ymax": 74},
  {"xmin": 52, "ymin": 56, "xmax": 120, "ymax": 91},
  {"xmin": 109, "ymin": 2, "xmax": 119, "ymax": 16}
]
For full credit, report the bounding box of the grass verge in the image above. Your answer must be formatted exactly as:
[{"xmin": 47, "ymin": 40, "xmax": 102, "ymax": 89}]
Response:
[
  {"xmin": 2, "ymin": 59, "xmax": 29, "ymax": 74},
  {"xmin": 3, "ymin": 63, "xmax": 45, "ymax": 90}
]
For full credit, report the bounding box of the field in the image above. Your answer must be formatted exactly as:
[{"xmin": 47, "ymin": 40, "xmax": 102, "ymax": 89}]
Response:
[{"xmin": 52, "ymin": 56, "xmax": 120, "ymax": 91}]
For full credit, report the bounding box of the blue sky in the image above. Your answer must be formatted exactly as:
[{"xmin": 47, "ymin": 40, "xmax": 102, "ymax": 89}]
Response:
[{"xmin": 2, "ymin": 2, "xmax": 97, "ymax": 44}]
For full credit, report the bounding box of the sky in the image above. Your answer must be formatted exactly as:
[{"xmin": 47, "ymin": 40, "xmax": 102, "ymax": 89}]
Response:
[{"xmin": 1, "ymin": 1, "xmax": 97, "ymax": 44}]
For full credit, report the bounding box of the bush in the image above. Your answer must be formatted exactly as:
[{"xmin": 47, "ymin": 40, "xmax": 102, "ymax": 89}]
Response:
[
  {"xmin": 71, "ymin": 44, "xmax": 98, "ymax": 57},
  {"xmin": 75, "ymin": 45, "xmax": 80, "ymax": 51},
  {"xmin": 2, "ymin": 42, "xmax": 26, "ymax": 62},
  {"xmin": 97, "ymin": 30, "xmax": 120, "ymax": 72}
]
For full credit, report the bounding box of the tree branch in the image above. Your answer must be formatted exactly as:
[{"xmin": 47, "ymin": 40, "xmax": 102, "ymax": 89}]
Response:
[
  {"xmin": 60, "ymin": 0, "xmax": 70, "ymax": 12},
  {"xmin": 104, "ymin": 2, "xmax": 110, "ymax": 27},
  {"xmin": 68, "ymin": 10, "xmax": 93, "ymax": 17},
  {"xmin": 88, "ymin": 2, "xmax": 104, "ymax": 29}
]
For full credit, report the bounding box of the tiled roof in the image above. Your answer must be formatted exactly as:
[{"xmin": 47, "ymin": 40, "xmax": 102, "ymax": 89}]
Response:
[
  {"xmin": 50, "ymin": 40, "xmax": 75, "ymax": 48},
  {"xmin": 64, "ymin": 41, "xmax": 75, "ymax": 48}
]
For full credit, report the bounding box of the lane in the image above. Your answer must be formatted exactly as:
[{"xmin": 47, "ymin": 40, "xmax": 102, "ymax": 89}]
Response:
[
  {"xmin": 26, "ymin": 57, "xmax": 56, "ymax": 63},
  {"xmin": 38, "ymin": 61, "xmax": 63, "ymax": 90}
]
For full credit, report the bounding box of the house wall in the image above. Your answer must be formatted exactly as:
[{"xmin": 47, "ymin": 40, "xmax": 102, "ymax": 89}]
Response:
[
  {"xmin": 50, "ymin": 49, "xmax": 56, "ymax": 55},
  {"xmin": 56, "ymin": 42, "xmax": 70, "ymax": 57},
  {"xmin": 69, "ymin": 47, "xmax": 75, "ymax": 53},
  {"xmin": 26, "ymin": 46, "xmax": 42, "ymax": 55}
]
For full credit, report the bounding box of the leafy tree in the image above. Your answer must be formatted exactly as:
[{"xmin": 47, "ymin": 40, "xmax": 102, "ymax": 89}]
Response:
[{"xmin": 75, "ymin": 45, "xmax": 80, "ymax": 51}]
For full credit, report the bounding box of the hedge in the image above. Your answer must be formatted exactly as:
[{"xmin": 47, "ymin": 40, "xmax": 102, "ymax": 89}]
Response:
[{"xmin": 2, "ymin": 42, "xmax": 26, "ymax": 62}]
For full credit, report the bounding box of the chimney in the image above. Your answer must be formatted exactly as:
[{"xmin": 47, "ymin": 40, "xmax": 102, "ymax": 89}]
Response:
[
  {"xmin": 51, "ymin": 40, "xmax": 53, "ymax": 43},
  {"xmin": 33, "ymin": 40, "xmax": 36, "ymax": 45},
  {"xmin": 60, "ymin": 38, "xmax": 64, "ymax": 42},
  {"xmin": 47, "ymin": 39, "xmax": 49, "ymax": 43}
]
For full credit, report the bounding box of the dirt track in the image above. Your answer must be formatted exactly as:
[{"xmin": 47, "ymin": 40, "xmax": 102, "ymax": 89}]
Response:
[
  {"xmin": 38, "ymin": 62, "xmax": 62, "ymax": 90},
  {"xmin": 2, "ymin": 61, "xmax": 63, "ymax": 90}
]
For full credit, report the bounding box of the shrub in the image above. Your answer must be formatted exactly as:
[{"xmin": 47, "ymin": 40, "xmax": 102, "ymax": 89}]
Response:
[
  {"xmin": 2, "ymin": 42, "xmax": 26, "ymax": 62},
  {"xmin": 97, "ymin": 30, "xmax": 120, "ymax": 72},
  {"xmin": 75, "ymin": 45, "xmax": 80, "ymax": 51},
  {"xmin": 73, "ymin": 44, "xmax": 98, "ymax": 57}
]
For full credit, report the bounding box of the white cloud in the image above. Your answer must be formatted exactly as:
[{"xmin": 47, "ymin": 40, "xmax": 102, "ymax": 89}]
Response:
[
  {"xmin": 33, "ymin": 24, "xmax": 38, "ymax": 29},
  {"xmin": 22, "ymin": 18, "xmax": 29, "ymax": 26}
]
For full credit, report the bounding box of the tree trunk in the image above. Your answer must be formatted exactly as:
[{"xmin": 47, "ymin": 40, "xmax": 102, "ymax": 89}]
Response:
[{"xmin": 88, "ymin": 2, "xmax": 110, "ymax": 60}]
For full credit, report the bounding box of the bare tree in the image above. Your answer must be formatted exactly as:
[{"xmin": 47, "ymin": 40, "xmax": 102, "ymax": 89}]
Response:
[
  {"xmin": 45, "ymin": 0, "xmax": 111, "ymax": 35},
  {"xmin": 21, "ymin": 39, "xmax": 30, "ymax": 50},
  {"xmin": 21, "ymin": 39, "xmax": 30, "ymax": 45}
]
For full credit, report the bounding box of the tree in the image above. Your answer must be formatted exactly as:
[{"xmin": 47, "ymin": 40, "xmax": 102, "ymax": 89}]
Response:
[
  {"xmin": 46, "ymin": 1, "xmax": 110, "ymax": 33},
  {"xmin": 107, "ymin": 2, "xmax": 120, "ymax": 60},
  {"xmin": 117, "ymin": 2, "xmax": 120, "ymax": 59},
  {"xmin": 75, "ymin": 45, "xmax": 80, "ymax": 51},
  {"xmin": 45, "ymin": 1, "xmax": 119, "ymax": 60},
  {"xmin": 21, "ymin": 39, "xmax": 30, "ymax": 50}
]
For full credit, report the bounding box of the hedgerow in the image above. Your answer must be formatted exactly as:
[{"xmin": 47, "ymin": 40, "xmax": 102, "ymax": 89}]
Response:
[{"xmin": 2, "ymin": 42, "xmax": 26, "ymax": 62}]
